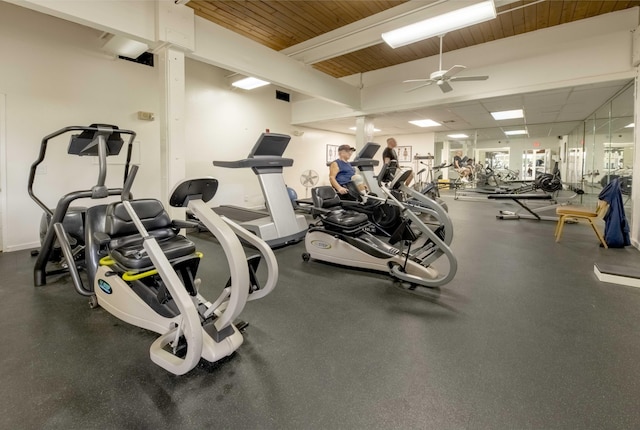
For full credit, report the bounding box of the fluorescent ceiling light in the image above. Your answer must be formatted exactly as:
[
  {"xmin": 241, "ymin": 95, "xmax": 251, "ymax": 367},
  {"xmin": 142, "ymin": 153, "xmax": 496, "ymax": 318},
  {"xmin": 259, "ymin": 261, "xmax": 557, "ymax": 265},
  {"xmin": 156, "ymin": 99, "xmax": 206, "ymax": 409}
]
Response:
[
  {"xmin": 409, "ymin": 119, "xmax": 441, "ymax": 128},
  {"xmin": 447, "ymin": 133, "xmax": 469, "ymax": 139},
  {"xmin": 102, "ymin": 34, "xmax": 148, "ymax": 58},
  {"xmin": 491, "ymin": 109, "xmax": 524, "ymax": 120},
  {"xmin": 625, "ymin": 123, "xmax": 634, "ymax": 128},
  {"xmin": 381, "ymin": 0, "xmax": 496, "ymax": 48},
  {"xmin": 504, "ymin": 129, "xmax": 528, "ymax": 136},
  {"xmin": 349, "ymin": 127, "xmax": 381, "ymax": 132},
  {"xmin": 232, "ymin": 77, "xmax": 270, "ymax": 90},
  {"xmin": 604, "ymin": 142, "xmax": 634, "ymax": 147}
]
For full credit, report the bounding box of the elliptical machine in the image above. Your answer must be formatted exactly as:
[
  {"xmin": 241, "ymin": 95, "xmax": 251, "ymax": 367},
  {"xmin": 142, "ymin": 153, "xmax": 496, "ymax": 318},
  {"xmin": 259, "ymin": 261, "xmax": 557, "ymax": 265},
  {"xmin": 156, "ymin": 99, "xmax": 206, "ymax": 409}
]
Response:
[
  {"xmin": 351, "ymin": 143, "xmax": 450, "ymax": 225},
  {"xmin": 34, "ymin": 125, "xmax": 278, "ymax": 375},
  {"xmin": 302, "ymin": 163, "xmax": 457, "ymax": 290}
]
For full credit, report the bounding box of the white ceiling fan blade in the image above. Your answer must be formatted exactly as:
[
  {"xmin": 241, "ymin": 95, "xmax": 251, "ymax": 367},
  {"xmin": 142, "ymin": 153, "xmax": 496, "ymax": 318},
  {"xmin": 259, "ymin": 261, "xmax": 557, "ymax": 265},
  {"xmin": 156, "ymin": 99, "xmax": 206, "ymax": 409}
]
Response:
[
  {"xmin": 403, "ymin": 79, "xmax": 431, "ymax": 83},
  {"xmin": 450, "ymin": 75, "xmax": 489, "ymax": 81},
  {"xmin": 438, "ymin": 80, "xmax": 453, "ymax": 93},
  {"xmin": 406, "ymin": 82, "xmax": 434, "ymax": 92},
  {"xmin": 441, "ymin": 65, "xmax": 466, "ymax": 79}
]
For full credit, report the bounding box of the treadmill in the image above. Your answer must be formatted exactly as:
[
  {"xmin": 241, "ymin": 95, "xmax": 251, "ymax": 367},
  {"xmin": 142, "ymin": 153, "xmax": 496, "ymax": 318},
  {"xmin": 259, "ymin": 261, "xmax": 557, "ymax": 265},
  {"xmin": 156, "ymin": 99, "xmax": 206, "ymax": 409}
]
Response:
[
  {"xmin": 212, "ymin": 133, "xmax": 308, "ymax": 248},
  {"xmin": 350, "ymin": 142, "xmax": 383, "ymax": 195}
]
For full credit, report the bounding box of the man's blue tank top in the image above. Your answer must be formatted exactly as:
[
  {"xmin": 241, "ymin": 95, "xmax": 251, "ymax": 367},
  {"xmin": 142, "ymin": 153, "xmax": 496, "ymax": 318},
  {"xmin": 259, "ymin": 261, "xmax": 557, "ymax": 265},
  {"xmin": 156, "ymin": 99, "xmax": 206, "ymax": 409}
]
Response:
[{"xmin": 335, "ymin": 159, "xmax": 355, "ymax": 186}]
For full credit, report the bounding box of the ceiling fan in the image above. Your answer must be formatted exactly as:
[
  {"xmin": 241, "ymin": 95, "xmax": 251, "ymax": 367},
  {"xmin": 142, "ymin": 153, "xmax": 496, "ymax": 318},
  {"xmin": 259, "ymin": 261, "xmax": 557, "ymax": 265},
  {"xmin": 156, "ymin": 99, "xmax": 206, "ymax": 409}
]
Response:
[{"xmin": 404, "ymin": 34, "xmax": 489, "ymax": 93}]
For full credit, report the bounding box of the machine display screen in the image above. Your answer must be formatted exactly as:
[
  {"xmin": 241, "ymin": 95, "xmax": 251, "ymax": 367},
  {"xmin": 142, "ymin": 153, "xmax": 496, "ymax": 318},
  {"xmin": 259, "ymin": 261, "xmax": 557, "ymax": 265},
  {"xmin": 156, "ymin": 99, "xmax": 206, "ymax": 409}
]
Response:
[
  {"xmin": 250, "ymin": 133, "xmax": 291, "ymax": 157},
  {"xmin": 355, "ymin": 142, "xmax": 381, "ymax": 160},
  {"xmin": 68, "ymin": 125, "xmax": 124, "ymax": 156}
]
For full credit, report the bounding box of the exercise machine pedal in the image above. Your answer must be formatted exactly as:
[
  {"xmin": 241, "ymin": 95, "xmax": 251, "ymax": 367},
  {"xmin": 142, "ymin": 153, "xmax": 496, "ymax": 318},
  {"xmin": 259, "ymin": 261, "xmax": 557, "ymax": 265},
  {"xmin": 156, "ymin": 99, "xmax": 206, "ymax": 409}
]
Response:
[
  {"xmin": 235, "ymin": 320, "xmax": 250, "ymax": 332},
  {"xmin": 392, "ymin": 280, "xmax": 442, "ymax": 300}
]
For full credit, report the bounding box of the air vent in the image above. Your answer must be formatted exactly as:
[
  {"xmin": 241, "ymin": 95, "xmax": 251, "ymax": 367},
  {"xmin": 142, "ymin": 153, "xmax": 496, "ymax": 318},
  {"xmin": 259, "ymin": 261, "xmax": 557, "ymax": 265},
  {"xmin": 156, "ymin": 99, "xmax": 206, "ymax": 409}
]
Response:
[
  {"xmin": 118, "ymin": 52, "xmax": 154, "ymax": 67},
  {"xmin": 276, "ymin": 90, "xmax": 290, "ymax": 102},
  {"xmin": 442, "ymin": 120, "xmax": 455, "ymax": 124}
]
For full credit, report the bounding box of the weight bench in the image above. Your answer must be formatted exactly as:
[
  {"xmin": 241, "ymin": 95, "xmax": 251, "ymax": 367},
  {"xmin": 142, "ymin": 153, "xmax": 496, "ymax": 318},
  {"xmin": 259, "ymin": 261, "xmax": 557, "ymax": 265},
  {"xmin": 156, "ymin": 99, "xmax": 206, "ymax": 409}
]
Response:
[{"xmin": 488, "ymin": 193, "xmax": 554, "ymax": 221}]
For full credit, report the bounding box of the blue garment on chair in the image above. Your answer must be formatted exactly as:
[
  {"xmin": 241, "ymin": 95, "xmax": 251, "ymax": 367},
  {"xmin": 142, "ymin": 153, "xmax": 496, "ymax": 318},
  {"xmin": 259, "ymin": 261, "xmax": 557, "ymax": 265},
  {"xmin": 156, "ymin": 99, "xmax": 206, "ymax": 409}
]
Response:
[{"xmin": 598, "ymin": 178, "xmax": 630, "ymax": 248}]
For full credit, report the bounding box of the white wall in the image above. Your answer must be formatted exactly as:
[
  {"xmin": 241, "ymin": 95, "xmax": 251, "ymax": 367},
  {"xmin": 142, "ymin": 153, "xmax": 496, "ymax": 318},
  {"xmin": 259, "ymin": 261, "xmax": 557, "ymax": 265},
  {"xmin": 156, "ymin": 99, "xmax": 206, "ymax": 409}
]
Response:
[
  {"xmin": 376, "ymin": 133, "xmax": 436, "ymax": 181},
  {"xmin": 0, "ymin": 2, "xmax": 161, "ymax": 251},
  {"xmin": 184, "ymin": 58, "xmax": 356, "ymax": 206},
  {"xmin": 379, "ymin": 132, "xmax": 435, "ymax": 162},
  {"xmin": 185, "ymin": 58, "xmax": 290, "ymax": 208},
  {"xmin": 284, "ymin": 129, "xmax": 355, "ymax": 199}
]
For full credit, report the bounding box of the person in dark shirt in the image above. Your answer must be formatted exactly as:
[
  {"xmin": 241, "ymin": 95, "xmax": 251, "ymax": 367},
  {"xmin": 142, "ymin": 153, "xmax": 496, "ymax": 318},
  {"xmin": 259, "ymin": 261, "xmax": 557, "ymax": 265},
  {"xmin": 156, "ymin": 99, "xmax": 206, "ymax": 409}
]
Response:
[
  {"xmin": 382, "ymin": 137, "xmax": 399, "ymax": 165},
  {"xmin": 382, "ymin": 137, "xmax": 413, "ymax": 186},
  {"xmin": 329, "ymin": 144, "xmax": 367, "ymax": 199}
]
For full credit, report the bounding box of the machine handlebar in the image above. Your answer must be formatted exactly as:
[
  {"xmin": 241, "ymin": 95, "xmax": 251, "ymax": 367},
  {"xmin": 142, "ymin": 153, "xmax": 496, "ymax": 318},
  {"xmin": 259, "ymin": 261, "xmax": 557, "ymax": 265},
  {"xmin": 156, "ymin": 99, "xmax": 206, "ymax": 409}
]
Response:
[{"xmin": 28, "ymin": 125, "xmax": 136, "ymax": 215}]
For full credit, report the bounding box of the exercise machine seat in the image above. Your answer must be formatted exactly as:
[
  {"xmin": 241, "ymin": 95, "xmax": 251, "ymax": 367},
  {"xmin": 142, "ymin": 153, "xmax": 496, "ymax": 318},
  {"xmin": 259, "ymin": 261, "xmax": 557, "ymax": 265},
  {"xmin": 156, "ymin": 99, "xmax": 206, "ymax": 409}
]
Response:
[
  {"xmin": 311, "ymin": 186, "xmax": 369, "ymax": 231},
  {"xmin": 105, "ymin": 199, "xmax": 196, "ymax": 270}
]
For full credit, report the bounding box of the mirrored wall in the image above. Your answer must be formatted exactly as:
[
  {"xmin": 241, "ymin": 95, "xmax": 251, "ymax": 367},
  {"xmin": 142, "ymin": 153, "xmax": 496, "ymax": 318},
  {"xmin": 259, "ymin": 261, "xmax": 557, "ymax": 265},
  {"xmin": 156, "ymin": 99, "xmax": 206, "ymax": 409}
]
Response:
[
  {"xmin": 434, "ymin": 80, "xmax": 634, "ymax": 224},
  {"xmin": 567, "ymin": 82, "xmax": 633, "ymax": 216},
  {"xmin": 434, "ymin": 125, "xmax": 567, "ymax": 182}
]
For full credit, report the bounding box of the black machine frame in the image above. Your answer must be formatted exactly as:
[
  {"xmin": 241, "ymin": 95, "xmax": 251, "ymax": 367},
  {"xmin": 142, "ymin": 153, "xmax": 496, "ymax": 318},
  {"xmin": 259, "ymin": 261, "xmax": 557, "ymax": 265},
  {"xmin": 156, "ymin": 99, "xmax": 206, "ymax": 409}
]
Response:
[{"xmin": 29, "ymin": 124, "xmax": 136, "ymax": 288}]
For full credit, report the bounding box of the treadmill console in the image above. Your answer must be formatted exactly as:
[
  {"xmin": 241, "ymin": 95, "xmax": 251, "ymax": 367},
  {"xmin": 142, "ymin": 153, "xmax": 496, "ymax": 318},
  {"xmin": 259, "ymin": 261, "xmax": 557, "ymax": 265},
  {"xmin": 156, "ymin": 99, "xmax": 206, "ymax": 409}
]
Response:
[
  {"xmin": 249, "ymin": 133, "xmax": 291, "ymax": 158},
  {"xmin": 213, "ymin": 132, "xmax": 294, "ymax": 170},
  {"xmin": 351, "ymin": 142, "xmax": 381, "ymax": 167}
]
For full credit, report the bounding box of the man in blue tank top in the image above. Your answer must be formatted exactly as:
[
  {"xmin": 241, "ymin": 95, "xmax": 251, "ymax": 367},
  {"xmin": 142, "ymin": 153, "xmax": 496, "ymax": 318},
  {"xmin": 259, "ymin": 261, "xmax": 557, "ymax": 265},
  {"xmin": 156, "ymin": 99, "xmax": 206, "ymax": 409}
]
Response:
[{"xmin": 329, "ymin": 144, "xmax": 366, "ymax": 199}]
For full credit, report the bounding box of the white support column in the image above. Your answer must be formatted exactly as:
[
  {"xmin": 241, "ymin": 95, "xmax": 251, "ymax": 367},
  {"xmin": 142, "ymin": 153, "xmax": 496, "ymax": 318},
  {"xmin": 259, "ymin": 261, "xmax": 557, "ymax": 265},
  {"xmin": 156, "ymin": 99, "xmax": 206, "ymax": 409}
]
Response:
[
  {"xmin": 442, "ymin": 140, "xmax": 450, "ymax": 180},
  {"xmin": 158, "ymin": 46, "xmax": 186, "ymax": 218},
  {"xmin": 354, "ymin": 116, "xmax": 375, "ymax": 149}
]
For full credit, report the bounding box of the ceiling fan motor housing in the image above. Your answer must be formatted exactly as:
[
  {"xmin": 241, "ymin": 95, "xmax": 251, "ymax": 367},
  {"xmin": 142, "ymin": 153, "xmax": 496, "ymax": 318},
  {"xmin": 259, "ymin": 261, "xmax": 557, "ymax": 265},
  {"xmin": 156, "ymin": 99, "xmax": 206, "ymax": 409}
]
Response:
[{"xmin": 430, "ymin": 70, "xmax": 447, "ymax": 80}]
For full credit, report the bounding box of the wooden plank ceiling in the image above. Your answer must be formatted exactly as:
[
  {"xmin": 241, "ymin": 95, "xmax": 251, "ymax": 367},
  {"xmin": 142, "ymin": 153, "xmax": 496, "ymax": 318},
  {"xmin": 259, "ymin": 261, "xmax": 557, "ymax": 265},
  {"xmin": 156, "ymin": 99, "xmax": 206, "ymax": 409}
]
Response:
[{"xmin": 188, "ymin": 1, "xmax": 640, "ymax": 78}]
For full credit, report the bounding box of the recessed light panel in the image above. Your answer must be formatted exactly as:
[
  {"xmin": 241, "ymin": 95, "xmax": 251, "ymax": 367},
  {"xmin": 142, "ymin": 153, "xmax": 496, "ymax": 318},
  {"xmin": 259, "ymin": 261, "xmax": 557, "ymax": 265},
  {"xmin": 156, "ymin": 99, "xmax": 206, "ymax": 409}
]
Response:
[
  {"xmin": 447, "ymin": 133, "xmax": 469, "ymax": 139},
  {"xmin": 232, "ymin": 77, "xmax": 270, "ymax": 90},
  {"xmin": 491, "ymin": 109, "xmax": 524, "ymax": 120},
  {"xmin": 349, "ymin": 127, "xmax": 381, "ymax": 132},
  {"xmin": 409, "ymin": 119, "xmax": 441, "ymax": 128},
  {"xmin": 504, "ymin": 129, "xmax": 528, "ymax": 136}
]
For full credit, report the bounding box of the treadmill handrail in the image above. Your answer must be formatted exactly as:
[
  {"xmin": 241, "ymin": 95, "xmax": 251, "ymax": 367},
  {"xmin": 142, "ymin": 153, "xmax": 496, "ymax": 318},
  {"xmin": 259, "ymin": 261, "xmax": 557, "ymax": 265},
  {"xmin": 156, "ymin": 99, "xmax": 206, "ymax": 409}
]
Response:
[
  {"xmin": 350, "ymin": 159, "xmax": 380, "ymax": 167},
  {"xmin": 213, "ymin": 158, "xmax": 294, "ymax": 168}
]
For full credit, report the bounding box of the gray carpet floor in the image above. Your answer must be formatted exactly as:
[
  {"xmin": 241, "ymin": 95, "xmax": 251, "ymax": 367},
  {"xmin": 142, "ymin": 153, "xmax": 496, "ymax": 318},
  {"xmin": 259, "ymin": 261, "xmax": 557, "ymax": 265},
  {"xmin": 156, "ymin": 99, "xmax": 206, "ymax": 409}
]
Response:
[{"xmin": 1, "ymin": 194, "xmax": 639, "ymax": 429}]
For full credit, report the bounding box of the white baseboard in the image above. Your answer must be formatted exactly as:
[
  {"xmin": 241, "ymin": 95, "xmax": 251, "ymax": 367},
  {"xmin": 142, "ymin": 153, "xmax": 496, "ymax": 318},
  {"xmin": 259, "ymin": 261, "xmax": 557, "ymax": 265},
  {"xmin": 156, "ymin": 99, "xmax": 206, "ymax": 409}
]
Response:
[
  {"xmin": 594, "ymin": 265, "xmax": 640, "ymax": 289},
  {"xmin": 4, "ymin": 241, "xmax": 40, "ymax": 253}
]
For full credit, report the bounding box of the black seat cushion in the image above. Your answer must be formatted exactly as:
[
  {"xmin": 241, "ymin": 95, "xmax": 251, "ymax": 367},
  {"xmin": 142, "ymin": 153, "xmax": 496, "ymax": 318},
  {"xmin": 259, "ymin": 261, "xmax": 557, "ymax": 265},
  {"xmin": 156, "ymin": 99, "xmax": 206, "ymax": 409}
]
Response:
[
  {"xmin": 324, "ymin": 210, "xmax": 368, "ymax": 228},
  {"xmin": 311, "ymin": 186, "xmax": 369, "ymax": 232},
  {"xmin": 105, "ymin": 199, "xmax": 196, "ymax": 270},
  {"xmin": 109, "ymin": 234, "xmax": 195, "ymax": 270},
  {"xmin": 312, "ymin": 186, "xmax": 342, "ymax": 209},
  {"xmin": 106, "ymin": 199, "xmax": 172, "ymax": 237}
]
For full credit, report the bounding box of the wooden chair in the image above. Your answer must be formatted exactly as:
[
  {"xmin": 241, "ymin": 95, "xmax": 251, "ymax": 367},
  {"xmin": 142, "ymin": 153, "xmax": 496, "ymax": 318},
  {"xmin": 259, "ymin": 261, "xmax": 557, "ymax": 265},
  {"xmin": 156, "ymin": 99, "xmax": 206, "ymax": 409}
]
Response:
[{"xmin": 555, "ymin": 200, "xmax": 609, "ymax": 248}]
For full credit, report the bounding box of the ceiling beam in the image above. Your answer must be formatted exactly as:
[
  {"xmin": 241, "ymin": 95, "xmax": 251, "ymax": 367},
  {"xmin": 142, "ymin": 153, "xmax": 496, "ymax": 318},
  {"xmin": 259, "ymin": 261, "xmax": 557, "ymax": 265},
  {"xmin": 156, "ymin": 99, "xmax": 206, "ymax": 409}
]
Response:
[
  {"xmin": 292, "ymin": 8, "xmax": 638, "ymax": 125},
  {"xmin": 280, "ymin": 0, "xmax": 521, "ymax": 65},
  {"xmin": 189, "ymin": 16, "xmax": 361, "ymax": 108},
  {"xmin": 3, "ymin": 0, "xmax": 156, "ymax": 43}
]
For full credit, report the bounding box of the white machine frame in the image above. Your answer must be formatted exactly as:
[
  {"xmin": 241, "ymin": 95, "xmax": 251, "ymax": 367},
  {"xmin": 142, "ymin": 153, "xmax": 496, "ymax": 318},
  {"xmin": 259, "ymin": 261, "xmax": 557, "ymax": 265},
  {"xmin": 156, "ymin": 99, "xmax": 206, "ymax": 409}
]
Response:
[{"xmin": 91, "ymin": 177, "xmax": 278, "ymax": 375}]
